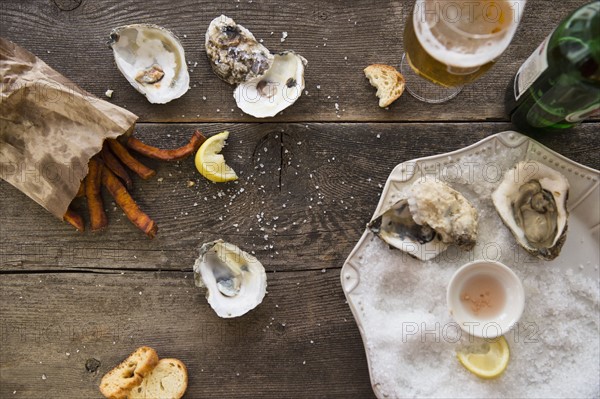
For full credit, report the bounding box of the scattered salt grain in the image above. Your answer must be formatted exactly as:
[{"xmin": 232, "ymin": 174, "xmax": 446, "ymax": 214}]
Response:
[
  {"xmin": 105, "ymin": 89, "xmax": 113, "ymax": 98},
  {"xmin": 281, "ymin": 31, "xmax": 288, "ymax": 42}
]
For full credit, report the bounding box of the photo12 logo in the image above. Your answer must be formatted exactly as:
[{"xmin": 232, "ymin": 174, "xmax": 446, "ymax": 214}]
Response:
[
  {"xmin": 1, "ymin": 80, "xmax": 100, "ymax": 105},
  {"xmin": 1, "ymin": 160, "xmax": 86, "ymax": 185},
  {"xmin": 397, "ymin": 160, "xmax": 504, "ymax": 185},
  {"xmin": 401, "ymin": 321, "xmax": 539, "ymax": 343},
  {"xmin": 414, "ymin": 0, "xmax": 524, "ymax": 25}
]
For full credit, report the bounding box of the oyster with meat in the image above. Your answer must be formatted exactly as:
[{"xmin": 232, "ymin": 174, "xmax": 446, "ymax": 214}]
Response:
[
  {"xmin": 193, "ymin": 240, "xmax": 267, "ymax": 318},
  {"xmin": 109, "ymin": 24, "xmax": 189, "ymax": 104},
  {"xmin": 492, "ymin": 160, "xmax": 569, "ymax": 260},
  {"xmin": 369, "ymin": 180, "xmax": 479, "ymax": 261}
]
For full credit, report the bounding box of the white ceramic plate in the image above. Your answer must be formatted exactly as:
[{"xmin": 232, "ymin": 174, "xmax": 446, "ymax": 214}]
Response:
[{"xmin": 341, "ymin": 131, "xmax": 600, "ymax": 398}]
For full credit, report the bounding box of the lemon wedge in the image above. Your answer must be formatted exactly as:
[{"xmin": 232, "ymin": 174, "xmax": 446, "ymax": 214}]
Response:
[
  {"xmin": 195, "ymin": 131, "xmax": 238, "ymax": 183},
  {"xmin": 456, "ymin": 336, "xmax": 510, "ymax": 379}
]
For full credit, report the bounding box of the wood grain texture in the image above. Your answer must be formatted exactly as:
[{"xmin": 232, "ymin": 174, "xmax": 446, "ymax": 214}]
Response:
[
  {"xmin": 0, "ymin": 270, "xmax": 374, "ymax": 399},
  {"xmin": 1, "ymin": 0, "xmax": 595, "ymax": 122},
  {"xmin": 2, "ymin": 122, "xmax": 598, "ymax": 273},
  {"xmin": 1, "ymin": 1, "xmax": 599, "ymax": 397}
]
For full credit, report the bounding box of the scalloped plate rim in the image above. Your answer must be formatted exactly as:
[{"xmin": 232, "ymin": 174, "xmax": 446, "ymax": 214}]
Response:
[{"xmin": 340, "ymin": 130, "xmax": 600, "ymax": 399}]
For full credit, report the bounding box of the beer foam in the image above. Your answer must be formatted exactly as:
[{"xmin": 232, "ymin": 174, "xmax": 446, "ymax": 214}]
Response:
[{"xmin": 413, "ymin": 0, "xmax": 524, "ymax": 68}]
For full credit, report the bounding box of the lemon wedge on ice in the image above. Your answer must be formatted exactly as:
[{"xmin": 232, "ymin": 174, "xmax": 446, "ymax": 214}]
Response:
[
  {"xmin": 195, "ymin": 131, "xmax": 238, "ymax": 183},
  {"xmin": 457, "ymin": 336, "xmax": 510, "ymax": 379}
]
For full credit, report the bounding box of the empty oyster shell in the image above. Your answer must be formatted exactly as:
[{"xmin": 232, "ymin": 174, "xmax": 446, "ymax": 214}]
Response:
[
  {"xmin": 193, "ymin": 240, "xmax": 267, "ymax": 318},
  {"xmin": 234, "ymin": 51, "xmax": 306, "ymax": 118},
  {"xmin": 369, "ymin": 180, "xmax": 479, "ymax": 261},
  {"xmin": 492, "ymin": 161, "xmax": 569, "ymax": 260},
  {"xmin": 109, "ymin": 24, "xmax": 189, "ymax": 104},
  {"xmin": 205, "ymin": 15, "xmax": 273, "ymax": 85}
]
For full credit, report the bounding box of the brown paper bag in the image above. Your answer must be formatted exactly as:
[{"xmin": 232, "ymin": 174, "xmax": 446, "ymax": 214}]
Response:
[{"xmin": 0, "ymin": 38, "xmax": 138, "ymax": 218}]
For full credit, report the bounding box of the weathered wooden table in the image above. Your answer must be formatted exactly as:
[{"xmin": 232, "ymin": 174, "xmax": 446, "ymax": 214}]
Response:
[{"xmin": 1, "ymin": 1, "xmax": 598, "ymax": 398}]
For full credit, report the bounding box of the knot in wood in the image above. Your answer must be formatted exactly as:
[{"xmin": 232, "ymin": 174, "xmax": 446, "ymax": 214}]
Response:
[
  {"xmin": 85, "ymin": 358, "xmax": 101, "ymax": 373},
  {"xmin": 53, "ymin": 0, "xmax": 82, "ymax": 11}
]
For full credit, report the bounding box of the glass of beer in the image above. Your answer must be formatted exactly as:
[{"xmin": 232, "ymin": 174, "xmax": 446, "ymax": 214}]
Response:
[{"xmin": 401, "ymin": 0, "xmax": 526, "ymax": 103}]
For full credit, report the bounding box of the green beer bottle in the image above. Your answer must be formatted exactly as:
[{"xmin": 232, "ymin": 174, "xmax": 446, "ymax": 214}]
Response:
[{"xmin": 507, "ymin": 1, "xmax": 600, "ymax": 132}]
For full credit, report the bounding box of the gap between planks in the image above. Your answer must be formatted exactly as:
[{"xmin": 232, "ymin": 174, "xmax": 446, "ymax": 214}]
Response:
[
  {"xmin": 132, "ymin": 119, "xmax": 514, "ymax": 125},
  {"xmin": 0, "ymin": 266, "xmax": 343, "ymax": 276}
]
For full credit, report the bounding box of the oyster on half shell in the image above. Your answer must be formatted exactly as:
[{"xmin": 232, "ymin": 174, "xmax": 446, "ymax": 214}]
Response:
[
  {"xmin": 492, "ymin": 161, "xmax": 569, "ymax": 260},
  {"xmin": 369, "ymin": 180, "xmax": 479, "ymax": 261},
  {"xmin": 109, "ymin": 24, "xmax": 189, "ymax": 104},
  {"xmin": 193, "ymin": 240, "xmax": 267, "ymax": 318}
]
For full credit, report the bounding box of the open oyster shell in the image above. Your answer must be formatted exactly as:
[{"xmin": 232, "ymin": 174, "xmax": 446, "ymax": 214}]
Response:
[
  {"xmin": 109, "ymin": 24, "xmax": 189, "ymax": 104},
  {"xmin": 234, "ymin": 51, "xmax": 306, "ymax": 118},
  {"xmin": 369, "ymin": 180, "xmax": 479, "ymax": 261},
  {"xmin": 193, "ymin": 240, "xmax": 267, "ymax": 318},
  {"xmin": 492, "ymin": 161, "xmax": 569, "ymax": 261}
]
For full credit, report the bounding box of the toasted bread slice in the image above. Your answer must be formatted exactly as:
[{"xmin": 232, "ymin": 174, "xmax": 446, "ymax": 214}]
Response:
[
  {"xmin": 99, "ymin": 346, "xmax": 159, "ymax": 399},
  {"xmin": 364, "ymin": 64, "xmax": 405, "ymax": 108},
  {"xmin": 129, "ymin": 358, "xmax": 188, "ymax": 399}
]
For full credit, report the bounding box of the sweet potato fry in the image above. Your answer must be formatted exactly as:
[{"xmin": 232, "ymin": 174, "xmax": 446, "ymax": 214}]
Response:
[
  {"xmin": 86, "ymin": 157, "xmax": 108, "ymax": 231},
  {"xmin": 107, "ymin": 138, "xmax": 156, "ymax": 180},
  {"xmin": 126, "ymin": 130, "xmax": 206, "ymax": 161},
  {"xmin": 101, "ymin": 165, "xmax": 158, "ymax": 239},
  {"xmin": 101, "ymin": 143, "xmax": 133, "ymax": 189},
  {"xmin": 63, "ymin": 207, "xmax": 84, "ymax": 232}
]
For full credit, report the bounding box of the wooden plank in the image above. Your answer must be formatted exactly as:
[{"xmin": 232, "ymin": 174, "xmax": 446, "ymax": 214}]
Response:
[
  {"xmin": 1, "ymin": 122, "xmax": 598, "ymax": 272},
  {"xmin": 2, "ymin": 0, "xmax": 594, "ymax": 122},
  {"xmin": 0, "ymin": 270, "xmax": 375, "ymax": 398}
]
